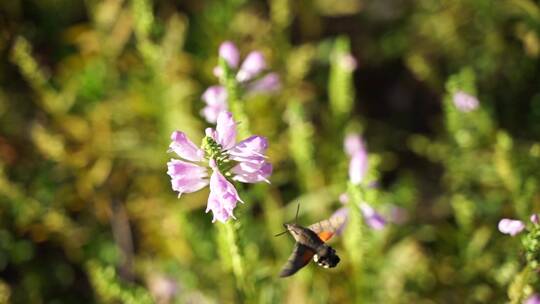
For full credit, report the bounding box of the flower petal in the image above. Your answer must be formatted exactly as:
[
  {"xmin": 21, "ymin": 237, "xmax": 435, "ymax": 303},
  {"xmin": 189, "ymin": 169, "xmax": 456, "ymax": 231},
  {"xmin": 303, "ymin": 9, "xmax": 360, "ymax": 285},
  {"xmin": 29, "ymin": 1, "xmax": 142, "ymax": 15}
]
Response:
[
  {"xmin": 344, "ymin": 134, "xmax": 365, "ymax": 157},
  {"xmin": 236, "ymin": 51, "xmax": 266, "ymax": 82},
  {"xmin": 219, "ymin": 41, "xmax": 240, "ymax": 69},
  {"xmin": 349, "ymin": 151, "xmax": 368, "ymax": 185},
  {"xmin": 525, "ymin": 294, "xmax": 540, "ymax": 304},
  {"xmin": 452, "ymin": 91, "xmax": 479, "ymax": 113},
  {"xmin": 216, "ymin": 111, "xmax": 237, "ymax": 149},
  {"xmin": 205, "ymin": 168, "xmax": 243, "ymax": 223},
  {"xmin": 206, "ymin": 191, "xmax": 235, "ymax": 223},
  {"xmin": 359, "ymin": 203, "xmax": 386, "ymax": 230},
  {"xmin": 167, "ymin": 159, "xmax": 208, "ymax": 179},
  {"xmin": 228, "ymin": 135, "xmax": 268, "ymax": 160},
  {"xmin": 498, "ymin": 218, "xmax": 525, "ymax": 236},
  {"xmin": 170, "ymin": 173, "xmax": 209, "ymax": 197},
  {"xmin": 169, "ymin": 131, "xmax": 204, "ymax": 162},
  {"xmin": 246, "ymin": 73, "xmax": 281, "ymax": 94},
  {"xmin": 232, "ymin": 162, "xmax": 272, "ymax": 183},
  {"xmin": 201, "ymin": 86, "xmax": 228, "ymax": 123},
  {"xmin": 202, "ymin": 85, "xmax": 228, "ymax": 106}
]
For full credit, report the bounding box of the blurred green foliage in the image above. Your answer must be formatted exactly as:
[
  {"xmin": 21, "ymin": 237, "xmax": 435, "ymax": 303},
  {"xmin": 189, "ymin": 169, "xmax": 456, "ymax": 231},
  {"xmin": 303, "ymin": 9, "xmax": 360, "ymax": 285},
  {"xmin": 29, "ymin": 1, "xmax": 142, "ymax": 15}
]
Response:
[{"xmin": 0, "ymin": 0, "xmax": 540, "ymax": 303}]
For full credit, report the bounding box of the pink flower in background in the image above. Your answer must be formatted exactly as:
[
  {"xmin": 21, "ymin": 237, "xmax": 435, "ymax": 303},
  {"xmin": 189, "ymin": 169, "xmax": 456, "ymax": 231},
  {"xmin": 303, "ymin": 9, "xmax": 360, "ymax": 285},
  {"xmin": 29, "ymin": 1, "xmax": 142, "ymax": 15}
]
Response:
[
  {"xmin": 219, "ymin": 41, "xmax": 240, "ymax": 69},
  {"xmin": 526, "ymin": 294, "xmax": 540, "ymax": 304},
  {"xmin": 236, "ymin": 51, "xmax": 267, "ymax": 82},
  {"xmin": 452, "ymin": 91, "xmax": 479, "ymax": 112},
  {"xmin": 344, "ymin": 134, "xmax": 368, "ymax": 185},
  {"xmin": 498, "ymin": 218, "xmax": 525, "ymax": 236},
  {"xmin": 359, "ymin": 203, "xmax": 386, "ymax": 230},
  {"xmin": 246, "ymin": 72, "xmax": 281, "ymax": 94},
  {"xmin": 201, "ymin": 86, "xmax": 228, "ymax": 123},
  {"xmin": 531, "ymin": 214, "xmax": 539, "ymax": 225},
  {"xmin": 336, "ymin": 193, "xmax": 387, "ymax": 231},
  {"xmin": 167, "ymin": 111, "xmax": 271, "ymax": 223},
  {"xmin": 203, "ymin": 41, "xmax": 280, "ymax": 123}
]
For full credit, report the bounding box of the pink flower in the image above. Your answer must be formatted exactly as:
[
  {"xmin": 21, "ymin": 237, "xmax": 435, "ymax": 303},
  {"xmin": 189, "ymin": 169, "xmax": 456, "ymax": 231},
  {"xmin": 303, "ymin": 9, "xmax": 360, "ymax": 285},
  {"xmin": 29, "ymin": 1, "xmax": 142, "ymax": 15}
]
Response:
[
  {"xmin": 167, "ymin": 111, "xmax": 271, "ymax": 222},
  {"xmin": 359, "ymin": 203, "xmax": 386, "ymax": 230},
  {"xmin": 167, "ymin": 132, "xmax": 208, "ymax": 197},
  {"xmin": 206, "ymin": 161, "xmax": 244, "ymax": 223},
  {"xmin": 236, "ymin": 51, "xmax": 267, "ymax": 82},
  {"xmin": 498, "ymin": 218, "xmax": 525, "ymax": 236},
  {"xmin": 201, "ymin": 86, "xmax": 228, "ymax": 124},
  {"xmin": 219, "ymin": 41, "xmax": 240, "ymax": 69},
  {"xmin": 531, "ymin": 214, "xmax": 539, "ymax": 225},
  {"xmin": 203, "ymin": 42, "xmax": 280, "ymax": 123},
  {"xmin": 344, "ymin": 133, "xmax": 365, "ymax": 157},
  {"xmin": 345, "ymin": 134, "xmax": 368, "ymax": 185},
  {"xmin": 336, "ymin": 193, "xmax": 386, "ymax": 231},
  {"xmin": 526, "ymin": 294, "xmax": 540, "ymax": 304},
  {"xmin": 167, "ymin": 159, "xmax": 209, "ymax": 196},
  {"xmin": 246, "ymin": 73, "xmax": 281, "ymax": 94},
  {"xmin": 452, "ymin": 91, "xmax": 479, "ymax": 112}
]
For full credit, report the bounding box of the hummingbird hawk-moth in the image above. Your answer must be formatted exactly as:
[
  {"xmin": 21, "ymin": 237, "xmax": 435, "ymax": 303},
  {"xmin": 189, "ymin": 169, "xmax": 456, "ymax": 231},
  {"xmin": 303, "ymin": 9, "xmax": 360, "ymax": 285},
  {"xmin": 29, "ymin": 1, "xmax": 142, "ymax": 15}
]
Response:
[{"xmin": 278, "ymin": 205, "xmax": 347, "ymax": 277}]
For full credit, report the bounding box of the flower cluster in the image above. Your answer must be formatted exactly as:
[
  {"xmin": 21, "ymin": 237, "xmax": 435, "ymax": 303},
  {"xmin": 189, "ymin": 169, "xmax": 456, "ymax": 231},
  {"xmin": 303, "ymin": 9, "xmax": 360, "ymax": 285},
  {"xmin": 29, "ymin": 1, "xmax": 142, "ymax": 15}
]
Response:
[
  {"xmin": 201, "ymin": 41, "xmax": 280, "ymax": 123},
  {"xmin": 452, "ymin": 91, "xmax": 479, "ymax": 113},
  {"xmin": 339, "ymin": 134, "xmax": 389, "ymax": 230},
  {"xmin": 498, "ymin": 214, "xmax": 538, "ymax": 236},
  {"xmin": 167, "ymin": 111, "xmax": 272, "ymax": 223}
]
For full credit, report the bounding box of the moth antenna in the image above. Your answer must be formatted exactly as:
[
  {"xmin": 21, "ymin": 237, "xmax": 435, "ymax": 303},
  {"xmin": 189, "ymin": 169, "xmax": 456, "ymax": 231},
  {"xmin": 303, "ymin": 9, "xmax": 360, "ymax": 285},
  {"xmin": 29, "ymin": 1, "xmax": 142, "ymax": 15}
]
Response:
[
  {"xmin": 294, "ymin": 203, "xmax": 300, "ymax": 224},
  {"xmin": 274, "ymin": 230, "xmax": 288, "ymax": 237}
]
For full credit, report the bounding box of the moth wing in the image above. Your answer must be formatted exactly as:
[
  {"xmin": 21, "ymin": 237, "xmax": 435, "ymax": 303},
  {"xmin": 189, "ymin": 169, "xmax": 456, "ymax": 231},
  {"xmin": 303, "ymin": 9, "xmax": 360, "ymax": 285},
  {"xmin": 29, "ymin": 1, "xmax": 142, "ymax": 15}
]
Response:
[
  {"xmin": 279, "ymin": 243, "xmax": 314, "ymax": 277},
  {"xmin": 308, "ymin": 208, "xmax": 348, "ymax": 242}
]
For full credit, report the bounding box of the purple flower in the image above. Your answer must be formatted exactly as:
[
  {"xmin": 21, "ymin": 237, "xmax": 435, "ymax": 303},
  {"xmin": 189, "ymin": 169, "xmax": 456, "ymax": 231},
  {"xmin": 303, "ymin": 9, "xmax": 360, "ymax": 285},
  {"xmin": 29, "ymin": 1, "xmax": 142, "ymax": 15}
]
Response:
[
  {"xmin": 345, "ymin": 134, "xmax": 368, "ymax": 185},
  {"xmin": 336, "ymin": 193, "xmax": 387, "ymax": 231},
  {"xmin": 236, "ymin": 51, "xmax": 267, "ymax": 82},
  {"xmin": 219, "ymin": 41, "xmax": 240, "ymax": 69},
  {"xmin": 359, "ymin": 203, "xmax": 386, "ymax": 230},
  {"xmin": 349, "ymin": 149, "xmax": 368, "ymax": 185},
  {"xmin": 167, "ymin": 158, "xmax": 209, "ymax": 197},
  {"xmin": 452, "ymin": 91, "xmax": 479, "ymax": 112},
  {"xmin": 167, "ymin": 111, "xmax": 271, "ymax": 222},
  {"xmin": 246, "ymin": 73, "xmax": 281, "ymax": 94},
  {"xmin": 498, "ymin": 218, "xmax": 525, "ymax": 236},
  {"xmin": 204, "ymin": 42, "xmax": 281, "ymax": 123},
  {"xmin": 526, "ymin": 294, "xmax": 540, "ymax": 304},
  {"xmin": 531, "ymin": 214, "xmax": 539, "ymax": 225},
  {"xmin": 201, "ymin": 86, "xmax": 228, "ymax": 124},
  {"xmin": 206, "ymin": 161, "xmax": 244, "ymax": 222},
  {"xmin": 344, "ymin": 133, "xmax": 365, "ymax": 157}
]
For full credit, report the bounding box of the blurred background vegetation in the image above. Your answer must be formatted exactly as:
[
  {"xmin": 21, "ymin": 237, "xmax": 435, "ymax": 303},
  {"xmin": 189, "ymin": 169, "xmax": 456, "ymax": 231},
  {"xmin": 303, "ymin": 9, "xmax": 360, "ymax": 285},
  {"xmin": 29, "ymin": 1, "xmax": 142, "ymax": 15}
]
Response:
[{"xmin": 1, "ymin": 0, "xmax": 540, "ymax": 303}]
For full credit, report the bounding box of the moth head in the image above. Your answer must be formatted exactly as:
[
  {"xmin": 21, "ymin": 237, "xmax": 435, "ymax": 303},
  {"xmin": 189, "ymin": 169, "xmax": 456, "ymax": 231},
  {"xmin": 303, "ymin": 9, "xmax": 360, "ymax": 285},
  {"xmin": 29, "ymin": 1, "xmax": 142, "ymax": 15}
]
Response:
[{"xmin": 284, "ymin": 223, "xmax": 302, "ymax": 236}]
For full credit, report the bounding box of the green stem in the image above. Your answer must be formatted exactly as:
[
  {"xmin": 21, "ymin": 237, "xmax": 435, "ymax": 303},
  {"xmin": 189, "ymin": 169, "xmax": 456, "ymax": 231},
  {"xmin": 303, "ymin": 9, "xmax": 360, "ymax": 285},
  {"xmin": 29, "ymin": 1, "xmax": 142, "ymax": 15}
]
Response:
[
  {"xmin": 217, "ymin": 221, "xmax": 253, "ymax": 300},
  {"xmin": 346, "ymin": 183, "xmax": 365, "ymax": 300},
  {"xmin": 220, "ymin": 58, "xmax": 251, "ymax": 138}
]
